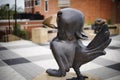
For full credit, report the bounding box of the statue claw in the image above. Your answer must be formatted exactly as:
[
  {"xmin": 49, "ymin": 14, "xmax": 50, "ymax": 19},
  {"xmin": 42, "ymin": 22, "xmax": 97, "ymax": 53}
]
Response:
[{"xmin": 46, "ymin": 69, "xmax": 66, "ymax": 77}]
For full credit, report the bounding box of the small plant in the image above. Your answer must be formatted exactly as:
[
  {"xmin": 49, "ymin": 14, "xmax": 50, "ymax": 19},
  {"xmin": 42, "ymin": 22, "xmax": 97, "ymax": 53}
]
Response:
[
  {"xmin": 86, "ymin": 22, "xmax": 92, "ymax": 25},
  {"xmin": 12, "ymin": 24, "xmax": 30, "ymax": 40},
  {"xmin": 20, "ymin": 30, "xmax": 29, "ymax": 40},
  {"xmin": 107, "ymin": 19, "xmax": 112, "ymax": 25},
  {"xmin": 12, "ymin": 24, "xmax": 21, "ymax": 36}
]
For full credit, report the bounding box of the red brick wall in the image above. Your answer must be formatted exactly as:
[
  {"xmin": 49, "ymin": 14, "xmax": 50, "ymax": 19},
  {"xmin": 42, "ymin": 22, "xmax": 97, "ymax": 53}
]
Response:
[
  {"xmin": 25, "ymin": 7, "xmax": 32, "ymax": 13},
  {"xmin": 0, "ymin": 20, "xmax": 43, "ymax": 39},
  {"xmin": 45, "ymin": 0, "xmax": 59, "ymax": 18},
  {"xmin": 25, "ymin": 0, "xmax": 59, "ymax": 18},
  {"xmin": 25, "ymin": 0, "xmax": 119, "ymax": 23},
  {"xmin": 71, "ymin": 0, "xmax": 114, "ymax": 23},
  {"xmin": 116, "ymin": 1, "xmax": 120, "ymax": 23}
]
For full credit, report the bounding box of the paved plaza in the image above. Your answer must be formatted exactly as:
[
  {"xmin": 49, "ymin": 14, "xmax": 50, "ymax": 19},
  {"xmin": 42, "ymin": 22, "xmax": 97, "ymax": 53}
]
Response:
[{"xmin": 0, "ymin": 35, "xmax": 120, "ymax": 80}]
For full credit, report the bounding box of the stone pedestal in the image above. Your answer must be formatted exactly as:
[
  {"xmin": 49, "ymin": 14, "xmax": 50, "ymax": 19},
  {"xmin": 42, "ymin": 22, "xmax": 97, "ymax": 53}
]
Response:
[
  {"xmin": 33, "ymin": 72, "xmax": 101, "ymax": 80},
  {"xmin": 32, "ymin": 28, "xmax": 48, "ymax": 44}
]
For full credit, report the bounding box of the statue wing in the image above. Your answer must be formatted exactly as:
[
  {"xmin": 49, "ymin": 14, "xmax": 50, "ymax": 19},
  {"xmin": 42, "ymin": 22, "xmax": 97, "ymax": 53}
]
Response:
[{"xmin": 87, "ymin": 23, "xmax": 111, "ymax": 51}]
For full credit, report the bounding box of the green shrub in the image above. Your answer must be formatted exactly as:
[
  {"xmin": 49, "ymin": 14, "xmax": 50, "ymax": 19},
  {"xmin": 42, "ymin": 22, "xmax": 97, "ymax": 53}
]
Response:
[
  {"xmin": 12, "ymin": 24, "xmax": 21, "ymax": 36},
  {"xmin": 86, "ymin": 22, "xmax": 91, "ymax": 25},
  {"xmin": 20, "ymin": 30, "xmax": 29, "ymax": 40},
  {"xmin": 12, "ymin": 24, "xmax": 30, "ymax": 40},
  {"xmin": 107, "ymin": 19, "xmax": 112, "ymax": 25}
]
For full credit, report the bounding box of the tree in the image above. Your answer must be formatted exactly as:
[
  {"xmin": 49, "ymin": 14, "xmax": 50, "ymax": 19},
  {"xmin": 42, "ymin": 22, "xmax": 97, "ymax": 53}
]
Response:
[
  {"xmin": 0, "ymin": 4, "xmax": 24, "ymax": 20},
  {"xmin": 0, "ymin": 4, "xmax": 9, "ymax": 19}
]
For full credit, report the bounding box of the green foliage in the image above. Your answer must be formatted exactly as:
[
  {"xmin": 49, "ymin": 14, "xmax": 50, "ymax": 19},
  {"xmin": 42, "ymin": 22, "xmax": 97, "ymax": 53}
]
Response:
[
  {"xmin": 12, "ymin": 24, "xmax": 30, "ymax": 40},
  {"xmin": 107, "ymin": 19, "xmax": 112, "ymax": 25},
  {"xmin": 86, "ymin": 22, "xmax": 92, "ymax": 25},
  {"xmin": 12, "ymin": 24, "xmax": 21, "ymax": 36},
  {"xmin": 0, "ymin": 4, "xmax": 24, "ymax": 20},
  {"xmin": 0, "ymin": 4, "xmax": 9, "ymax": 19},
  {"xmin": 20, "ymin": 30, "xmax": 29, "ymax": 40}
]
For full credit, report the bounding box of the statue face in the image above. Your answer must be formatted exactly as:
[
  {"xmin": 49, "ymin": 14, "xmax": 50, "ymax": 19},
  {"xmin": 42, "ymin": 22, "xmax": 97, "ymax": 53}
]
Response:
[{"xmin": 56, "ymin": 8, "xmax": 85, "ymax": 40}]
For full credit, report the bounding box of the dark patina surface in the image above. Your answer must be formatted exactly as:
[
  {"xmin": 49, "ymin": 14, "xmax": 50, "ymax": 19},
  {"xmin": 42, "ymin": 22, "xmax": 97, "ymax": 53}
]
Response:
[{"xmin": 46, "ymin": 8, "xmax": 111, "ymax": 80}]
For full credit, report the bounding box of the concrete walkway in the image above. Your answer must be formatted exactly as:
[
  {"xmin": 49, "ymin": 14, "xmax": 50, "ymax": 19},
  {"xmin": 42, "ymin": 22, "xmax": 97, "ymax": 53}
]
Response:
[{"xmin": 0, "ymin": 35, "xmax": 120, "ymax": 80}]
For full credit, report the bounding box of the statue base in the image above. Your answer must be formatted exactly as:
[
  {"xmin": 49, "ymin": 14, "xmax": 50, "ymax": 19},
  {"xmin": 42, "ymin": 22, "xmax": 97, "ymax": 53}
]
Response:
[{"xmin": 33, "ymin": 72, "xmax": 101, "ymax": 80}]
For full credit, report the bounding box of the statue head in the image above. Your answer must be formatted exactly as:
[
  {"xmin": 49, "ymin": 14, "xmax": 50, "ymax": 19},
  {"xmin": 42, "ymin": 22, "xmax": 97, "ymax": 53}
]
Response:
[{"xmin": 56, "ymin": 8, "xmax": 86, "ymax": 40}]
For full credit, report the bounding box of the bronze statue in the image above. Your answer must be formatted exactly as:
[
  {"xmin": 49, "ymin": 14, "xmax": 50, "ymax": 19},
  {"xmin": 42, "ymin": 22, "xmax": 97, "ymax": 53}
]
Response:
[{"xmin": 46, "ymin": 8, "xmax": 111, "ymax": 80}]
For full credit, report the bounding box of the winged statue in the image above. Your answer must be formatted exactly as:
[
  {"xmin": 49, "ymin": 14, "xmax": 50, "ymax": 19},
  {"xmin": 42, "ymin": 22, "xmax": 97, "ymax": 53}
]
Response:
[{"xmin": 45, "ymin": 8, "xmax": 111, "ymax": 80}]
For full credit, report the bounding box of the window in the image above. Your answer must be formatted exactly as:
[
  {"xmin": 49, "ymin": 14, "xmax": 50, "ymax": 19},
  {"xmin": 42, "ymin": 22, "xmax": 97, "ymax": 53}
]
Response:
[
  {"xmin": 45, "ymin": 0, "xmax": 48, "ymax": 12},
  {"xmin": 25, "ymin": 0, "xmax": 32, "ymax": 7},
  {"xmin": 25, "ymin": 0, "xmax": 29, "ymax": 7},
  {"xmin": 28, "ymin": 0, "xmax": 30, "ymax": 7},
  {"xmin": 58, "ymin": 0, "xmax": 70, "ymax": 8},
  {"xmin": 35, "ymin": 0, "xmax": 40, "ymax": 6},
  {"xmin": 25, "ymin": 1, "xmax": 27, "ymax": 7},
  {"xmin": 29, "ymin": 0, "xmax": 32, "ymax": 7}
]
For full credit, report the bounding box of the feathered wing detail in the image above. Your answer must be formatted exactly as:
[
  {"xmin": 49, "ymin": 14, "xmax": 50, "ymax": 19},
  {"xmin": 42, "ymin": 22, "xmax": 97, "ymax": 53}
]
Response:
[
  {"xmin": 87, "ymin": 23, "xmax": 111, "ymax": 50},
  {"xmin": 74, "ymin": 23, "xmax": 112, "ymax": 66}
]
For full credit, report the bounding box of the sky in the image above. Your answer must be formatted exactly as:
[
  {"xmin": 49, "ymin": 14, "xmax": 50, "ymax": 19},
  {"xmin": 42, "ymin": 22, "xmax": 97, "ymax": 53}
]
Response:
[{"xmin": 0, "ymin": 0, "xmax": 24, "ymax": 9}]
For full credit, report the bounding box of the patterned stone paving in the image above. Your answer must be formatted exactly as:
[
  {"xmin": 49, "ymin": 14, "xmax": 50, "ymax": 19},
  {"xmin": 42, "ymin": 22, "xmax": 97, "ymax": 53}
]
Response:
[{"xmin": 0, "ymin": 35, "xmax": 120, "ymax": 80}]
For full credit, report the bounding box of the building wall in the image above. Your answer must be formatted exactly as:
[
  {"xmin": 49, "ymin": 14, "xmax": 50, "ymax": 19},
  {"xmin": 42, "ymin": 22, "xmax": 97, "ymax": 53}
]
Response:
[
  {"xmin": 116, "ymin": 1, "xmax": 120, "ymax": 23},
  {"xmin": 25, "ymin": 7, "xmax": 33, "ymax": 13},
  {"xmin": 25, "ymin": 0, "xmax": 119, "ymax": 23},
  {"xmin": 71, "ymin": 0, "xmax": 115, "ymax": 23},
  {"xmin": 25, "ymin": 0, "xmax": 59, "ymax": 18},
  {"xmin": 25, "ymin": 0, "xmax": 34, "ymax": 13}
]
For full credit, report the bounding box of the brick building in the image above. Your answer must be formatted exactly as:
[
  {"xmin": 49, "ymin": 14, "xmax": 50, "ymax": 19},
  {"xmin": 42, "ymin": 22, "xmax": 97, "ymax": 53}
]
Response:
[{"xmin": 25, "ymin": 0, "xmax": 120, "ymax": 24}]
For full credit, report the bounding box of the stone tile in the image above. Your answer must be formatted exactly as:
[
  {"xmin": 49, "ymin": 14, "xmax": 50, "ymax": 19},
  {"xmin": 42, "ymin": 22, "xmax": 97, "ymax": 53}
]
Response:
[
  {"xmin": 108, "ymin": 39, "xmax": 120, "ymax": 49},
  {"xmin": 108, "ymin": 46, "xmax": 120, "ymax": 50},
  {"xmin": 0, "ymin": 50, "xmax": 20, "ymax": 60},
  {"xmin": 0, "ymin": 66, "xmax": 26, "ymax": 80},
  {"xmin": 11, "ymin": 63, "xmax": 45, "ymax": 80},
  {"xmin": 34, "ymin": 59, "xmax": 59, "ymax": 70},
  {"xmin": 0, "ymin": 47, "xmax": 8, "ymax": 51},
  {"xmin": 3, "ymin": 58, "xmax": 30, "ymax": 65},
  {"xmin": 107, "ymin": 63, "xmax": 120, "ymax": 71},
  {"xmin": 0, "ymin": 60, "xmax": 7, "ymax": 67},
  {"xmin": 100, "ymin": 49, "xmax": 120, "ymax": 63},
  {"xmin": 92, "ymin": 57, "xmax": 118, "ymax": 66},
  {"xmin": 0, "ymin": 40, "xmax": 34, "ymax": 47},
  {"xmin": 2, "ymin": 44, "xmax": 38, "ymax": 50},
  {"xmin": 10, "ymin": 46, "xmax": 51, "ymax": 58},
  {"xmin": 26, "ymin": 54, "xmax": 53, "ymax": 62},
  {"xmin": 83, "ymin": 67, "xmax": 120, "ymax": 80},
  {"xmin": 105, "ymin": 75, "xmax": 120, "ymax": 80},
  {"xmin": 110, "ymin": 35, "xmax": 120, "ymax": 41},
  {"xmin": 80, "ymin": 62, "xmax": 103, "ymax": 72}
]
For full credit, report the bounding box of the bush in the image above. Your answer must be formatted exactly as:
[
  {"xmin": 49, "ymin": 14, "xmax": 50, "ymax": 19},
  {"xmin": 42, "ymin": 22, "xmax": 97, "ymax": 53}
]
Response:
[
  {"xmin": 107, "ymin": 19, "xmax": 112, "ymax": 25},
  {"xmin": 20, "ymin": 30, "xmax": 29, "ymax": 40},
  {"xmin": 12, "ymin": 24, "xmax": 30, "ymax": 40},
  {"xmin": 12, "ymin": 24, "xmax": 21, "ymax": 36}
]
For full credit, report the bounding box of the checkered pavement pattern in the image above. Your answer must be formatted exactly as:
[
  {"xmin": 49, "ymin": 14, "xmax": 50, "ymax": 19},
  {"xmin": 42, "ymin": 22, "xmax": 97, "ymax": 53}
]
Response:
[{"xmin": 0, "ymin": 35, "xmax": 120, "ymax": 80}]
